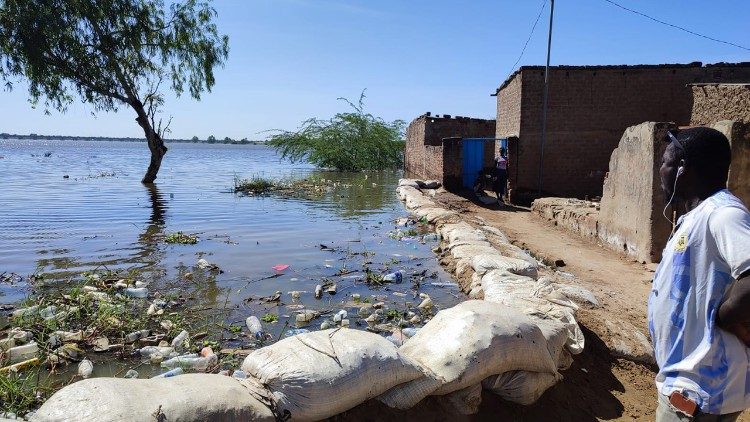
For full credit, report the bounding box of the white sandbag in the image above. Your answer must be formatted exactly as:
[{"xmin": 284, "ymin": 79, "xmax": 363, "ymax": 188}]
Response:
[
  {"xmin": 443, "ymin": 227, "xmax": 487, "ymax": 245},
  {"xmin": 482, "ymin": 270, "xmax": 585, "ymax": 355},
  {"xmin": 33, "ymin": 374, "xmax": 274, "ymax": 422},
  {"xmin": 494, "ymin": 243, "xmax": 538, "ymax": 267},
  {"xmin": 480, "ymin": 225, "xmax": 510, "ymax": 244},
  {"xmin": 472, "ymin": 253, "xmax": 538, "ymax": 279},
  {"xmin": 241, "ymin": 328, "xmax": 423, "ymax": 421},
  {"xmin": 417, "ymin": 180, "xmax": 441, "ymax": 189},
  {"xmin": 450, "ymin": 244, "xmax": 499, "ymax": 260},
  {"xmin": 482, "ymin": 370, "xmax": 561, "ymax": 405},
  {"xmin": 442, "ymin": 383, "xmax": 482, "ymax": 415},
  {"xmin": 398, "ymin": 179, "xmax": 421, "ymax": 188},
  {"xmin": 378, "ymin": 300, "xmax": 557, "ymax": 410},
  {"xmin": 533, "ymin": 317, "xmax": 570, "ymax": 369},
  {"xmin": 405, "ymin": 195, "xmax": 436, "ymax": 210},
  {"xmin": 437, "ymin": 222, "xmax": 475, "ymax": 240}
]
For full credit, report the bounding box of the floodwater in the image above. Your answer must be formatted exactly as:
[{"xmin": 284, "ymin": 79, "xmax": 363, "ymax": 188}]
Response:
[{"xmin": 0, "ymin": 139, "xmax": 461, "ymax": 378}]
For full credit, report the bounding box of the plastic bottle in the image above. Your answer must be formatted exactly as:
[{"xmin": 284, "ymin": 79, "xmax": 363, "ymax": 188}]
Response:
[
  {"xmin": 124, "ymin": 369, "xmax": 139, "ymax": 379},
  {"xmin": 160, "ymin": 353, "xmax": 217, "ymax": 371},
  {"xmin": 171, "ymin": 330, "xmax": 189, "ymax": 349},
  {"xmin": 245, "ymin": 316, "xmax": 263, "ymax": 339},
  {"xmin": 383, "ymin": 271, "xmax": 403, "ymax": 283},
  {"xmin": 78, "ymin": 359, "xmax": 94, "ymax": 378},
  {"xmin": 314, "ymin": 285, "xmax": 323, "ymax": 299},
  {"xmin": 139, "ymin": 346, "xmax": 175, "ymax": 358},
  {"xmin": 152, "ymin": 367, "xmax": 184, "ymax": 378},
  {"xmin": 125, "ymin": 329, "xmax": 150, "ymax": 343},
  {"xmin": 8, "ymin": 342, "xmax": 38, "ymax": 364},
  {"xmin": 124, "ymin": 287, "xmax": 149, "ymax": 299}
]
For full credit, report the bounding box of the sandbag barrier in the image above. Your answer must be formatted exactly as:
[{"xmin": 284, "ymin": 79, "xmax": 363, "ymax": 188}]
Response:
[{"xmin": 32, "ymin": 179, "xmax": 590, "ymax": 422}]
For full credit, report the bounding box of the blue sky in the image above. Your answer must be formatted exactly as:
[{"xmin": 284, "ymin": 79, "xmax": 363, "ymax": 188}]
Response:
[{"xmin": 0, "ymin": 0, "xmax": 747, "ymax": 140}]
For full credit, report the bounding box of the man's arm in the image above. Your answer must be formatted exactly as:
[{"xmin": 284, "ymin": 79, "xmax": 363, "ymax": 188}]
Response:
[{"xmin": 717, "ymin": 271, "xmax": 750, "ymax": 344}]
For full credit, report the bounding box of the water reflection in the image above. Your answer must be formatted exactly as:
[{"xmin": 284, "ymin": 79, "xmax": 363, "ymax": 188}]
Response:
[{"xmin": 287, "ymin": 170, "xmax": 401, "ymax": 218}]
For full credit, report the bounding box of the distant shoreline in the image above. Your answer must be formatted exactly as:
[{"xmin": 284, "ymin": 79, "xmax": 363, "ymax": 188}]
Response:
[{"xmin": 0, "ymin": 133, "xmax": 267, "ymax": 145}]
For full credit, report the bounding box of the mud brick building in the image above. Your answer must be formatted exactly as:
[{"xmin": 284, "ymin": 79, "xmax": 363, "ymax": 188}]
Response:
[
  {"xmin": 405, "ymin": 114, "xmax": 496, "ymax": 190},
  {"xmin": 495, "ymin": 62, "xmax": 750, "ymax": 203}
]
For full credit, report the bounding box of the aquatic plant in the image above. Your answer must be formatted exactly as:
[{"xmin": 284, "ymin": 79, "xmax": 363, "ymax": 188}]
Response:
[
  {"xmin": 233, "ymin": 175, "xmax": 274, "ymax": 194},
  {"xmin": 267, "ymin": 91, "xmax": 405, "ymax": 171},
  {"xmin": 261, "ymin": 313, "xmax": 278, "ymax": 323},
  {"xmin": 165, "ymin": 232, "xmax": 198, "ymax": 245}
]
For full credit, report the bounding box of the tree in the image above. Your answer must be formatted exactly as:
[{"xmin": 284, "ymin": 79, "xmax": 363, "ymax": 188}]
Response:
[
  {"xmin": 268, "ymin": 91, "xmax": 405, "ymax": 171},
  {"xmin": 0, "ymin": 0, "xmax": 229, "ymax": 183},
  {"xmin": 191, "ymin": 135, "xmax": 199, "ymax": 141},
  {"xmin": 207, "ymin": 134, "xmax": 216, "ymax": 143}
]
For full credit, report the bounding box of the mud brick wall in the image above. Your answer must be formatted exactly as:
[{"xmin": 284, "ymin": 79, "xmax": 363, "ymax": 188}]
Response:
[
  {"xmin": 691, "ymin": 85, "xmax": 750, "ymax": 125},
  {"xmin": 714, "ymin": 120, "xmax": 750, "ymax": 207},
  {"xmin": 405, "ymin": 115, "xmax": 496, "ymax": 186},
  {"xmin": 496, "ymin": 62, "xmax": 750, "ymax": 201},
  {"xmin": 598, "ymin": 122, "xmax": 673, "ymax": 263}
]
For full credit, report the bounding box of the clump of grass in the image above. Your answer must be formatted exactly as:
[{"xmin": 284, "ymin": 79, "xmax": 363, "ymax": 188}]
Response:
[
  {"xmin": 234, "ymin": 175, "xmax": 274, "ymax": 194},
  {"xmin": 386, "ymin": 309, "xmax": 400, "ymax": 320},
  {"xmin": 165, "ymin": 232, "xmax": 198, "ymax": 245},
  {"xmin": 0, "ymin": 370, "xmax": 48, "ymax": 417},
  {"xmin": 261, "ymin": 313, "xmax": 278, "ymax": 323}
]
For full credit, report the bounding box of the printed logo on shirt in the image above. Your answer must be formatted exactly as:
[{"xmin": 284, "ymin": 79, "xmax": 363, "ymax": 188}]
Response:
[{"xmin": 674, "ymin": 234, "xmax": 689, "ymax": 252}]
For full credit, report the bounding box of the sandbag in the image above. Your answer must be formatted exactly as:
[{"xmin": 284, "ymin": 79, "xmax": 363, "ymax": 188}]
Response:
[
  {"xmin": 417, "ymin": 180, "xmax": 441, "ymax": 189},
  {"xmin": 241, "ymin": 328, "xmax": 423, "ymax": 421},
  {"xmin": 442, "ymin": 383, "xmax": 482, "ymax": 415},
  {"xmin": 32, "ymin": 374, "xmax": 274, "ymax": 422},
  {"xmin": 472, "ymin": 253, "xmax": 538, "ymax": 279},
  {"xmin": 378, "ymin": 300, "xmax": 557, "ymax": 410},
  {"xmin": 398, "ymin": 179, "xmax": 421, "ymax": 188},
  {"xmin": 450, "ymin": 244, "xmax": 499, "ymax": 260},
  {"xmin": 482, "ymin": 270, "xmax": 585, "ymax": 355},
  {"xmin": 482, "ymin": 370, "xmax": 561, "ymax": 405}
]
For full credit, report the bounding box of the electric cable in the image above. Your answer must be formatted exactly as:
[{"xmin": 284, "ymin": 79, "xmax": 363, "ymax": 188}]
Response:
[
  {"xmin": 601, "ymin": 0, "xmax": 750, "ymax": 52},
  {"xmin": 505, "ymin": 0, "xmax": 548, "ymax": 81}
]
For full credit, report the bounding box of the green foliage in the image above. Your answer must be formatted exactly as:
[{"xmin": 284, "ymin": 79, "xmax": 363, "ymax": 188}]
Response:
[
  {"xmin": 165, "ymin": 231, "xmax": 198, "ymax": 244},
  {"xmin": 261, "ymin": 313, "xmax": 278, "ymax": 323},
  {"xmin": 233, "ymin": 175, "xmax": 274, "ymax": 194},
  {"xmin": 268, "ymin": 91, "xmax": 405, "ymax": 171},
  {"xmin": 0, "ymin": 370, "xmax": 47, "ymax": 417},
  {"xmin": 0, "ymin": 0, "xmax": 229, "ymax": 114}
]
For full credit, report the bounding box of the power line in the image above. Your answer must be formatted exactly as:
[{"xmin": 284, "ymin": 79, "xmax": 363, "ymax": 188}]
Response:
[
  {"xmin": 601, "ymin": 0, "xmax": 750, "ymax": 52},
  {"xmin": 506, "ymin": 0, "xmax": 548, "ymax": 80}
]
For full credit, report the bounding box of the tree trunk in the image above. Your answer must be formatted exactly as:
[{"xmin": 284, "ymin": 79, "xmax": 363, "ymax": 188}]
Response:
[{"xmin": 131, "ymin": 101, "xmax": 168, "ymax": 184}]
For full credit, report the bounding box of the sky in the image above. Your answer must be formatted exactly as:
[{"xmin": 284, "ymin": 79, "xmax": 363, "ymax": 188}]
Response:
[{"xmin": 0, "ymin": 0, "xmax": 748, "ymax": 140}]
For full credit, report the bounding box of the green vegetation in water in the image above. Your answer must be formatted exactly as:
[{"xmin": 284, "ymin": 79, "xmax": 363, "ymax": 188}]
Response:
[
  {"xmin": 233, "ymin": 175, "xmax": 275, "ymax": 194},
  {"xmin": 267, "ymin": 91, "xmax": 405, "ymax": 171},
  {"xmin": 386, "ymin": 309, "xmax": 400, "ymax": 320},
  {"xmin": 165, "ymin": 232, "xmax": 198, "ymax": 245},
  {"xmin": 261, "ymin": 313, "xmax": 278, "ymax": 323}
]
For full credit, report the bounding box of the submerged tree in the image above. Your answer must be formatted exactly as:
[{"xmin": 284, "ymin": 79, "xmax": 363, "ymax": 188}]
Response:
[
  {"xmin": 268, "ymin": 91, "xmax": 406, "ymax": 171},
  {"xmin": 0, "ymin": 0, "xmax": 229, "ymax": 183}
]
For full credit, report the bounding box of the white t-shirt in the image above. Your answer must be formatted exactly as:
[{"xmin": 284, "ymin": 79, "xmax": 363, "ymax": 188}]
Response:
[{"xmin": 648, "ymin": 189, "xmax": 750, "ymax": 414}]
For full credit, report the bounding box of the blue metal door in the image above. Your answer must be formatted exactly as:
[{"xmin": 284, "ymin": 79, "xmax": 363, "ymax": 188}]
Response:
[{"xmin": 462, "ymin": 138, "xmax": 485, "ymax": 188}]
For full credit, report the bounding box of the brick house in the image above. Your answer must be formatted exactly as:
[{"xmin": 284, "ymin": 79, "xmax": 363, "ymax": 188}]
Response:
[
  {"xmin": 494, "ymin": 62, "xmax": 750, "ymax": 203},
  {"xmin": 404, "ymin": 114, "xmax": 496, "ymax": 190}
]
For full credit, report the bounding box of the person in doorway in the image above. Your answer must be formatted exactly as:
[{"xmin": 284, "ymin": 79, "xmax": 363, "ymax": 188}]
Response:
[
  {"xmin": 649, "ymin": 127, "xmax": 750, "ymax": 421},
  {"xmin": 473, "ymin": 168, "xmax": 485, "ymax": 197},
  {"xmin": 492, "ymin": 148, "xmax": 508, "ymax": 205}
]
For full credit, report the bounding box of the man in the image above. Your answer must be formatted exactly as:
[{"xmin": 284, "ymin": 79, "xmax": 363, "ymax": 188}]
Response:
[{"xmin": 649, "ymin": 126, "xmax": 750, "ymax": 421}]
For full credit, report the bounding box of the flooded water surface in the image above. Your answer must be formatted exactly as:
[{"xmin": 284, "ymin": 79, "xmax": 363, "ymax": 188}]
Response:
[{"xmin": 0, "ymin": 139, "xmax": 461, "ymax": 379}]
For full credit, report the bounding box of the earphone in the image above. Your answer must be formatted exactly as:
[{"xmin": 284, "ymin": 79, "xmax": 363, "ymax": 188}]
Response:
[{"xmin": 663, "ymin": 160, "xmax": 686, "ymax": 226}]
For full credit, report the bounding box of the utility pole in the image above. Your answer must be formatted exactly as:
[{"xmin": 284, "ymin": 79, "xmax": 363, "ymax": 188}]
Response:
[{"xmin": 538, "ymin": 0, "xmax": 555, "ymax": 196}]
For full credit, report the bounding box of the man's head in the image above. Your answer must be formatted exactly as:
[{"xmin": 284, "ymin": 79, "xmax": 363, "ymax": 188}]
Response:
[{"xmin": 660, "ymin": 126, "xmax": 732, "ymax": 203}]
